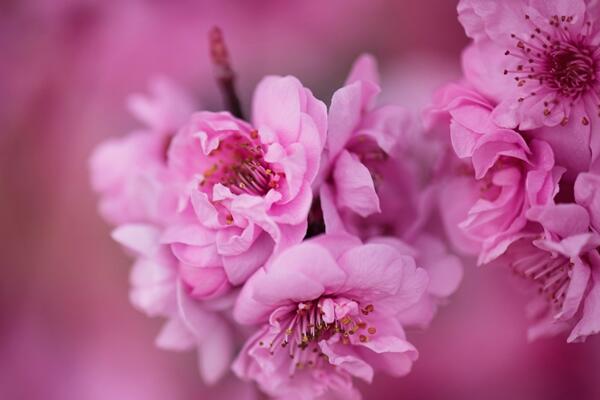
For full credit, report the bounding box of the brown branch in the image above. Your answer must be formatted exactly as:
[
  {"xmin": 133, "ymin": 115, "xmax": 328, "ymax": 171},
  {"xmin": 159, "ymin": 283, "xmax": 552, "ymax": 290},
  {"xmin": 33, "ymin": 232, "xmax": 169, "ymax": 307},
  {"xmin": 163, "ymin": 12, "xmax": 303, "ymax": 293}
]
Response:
[{"xmin": 209, "ymin": 27, "xmax": 244, "ymax": 119}]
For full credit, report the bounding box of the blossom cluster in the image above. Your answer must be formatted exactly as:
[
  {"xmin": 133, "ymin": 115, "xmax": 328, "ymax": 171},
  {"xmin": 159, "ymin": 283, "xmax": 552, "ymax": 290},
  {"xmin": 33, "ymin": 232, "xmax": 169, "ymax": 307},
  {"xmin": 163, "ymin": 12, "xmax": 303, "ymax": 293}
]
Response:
[
  {"xmin": 90, "ymin": 0, "xmax": 600, "ymax": 397},
  {"xmin": 425, "ymin": 0, "xmax": 600, "ymax": 341},
  {"xmin": 90, "ymin": 55, "xmax": 461, "ymax": 399}
]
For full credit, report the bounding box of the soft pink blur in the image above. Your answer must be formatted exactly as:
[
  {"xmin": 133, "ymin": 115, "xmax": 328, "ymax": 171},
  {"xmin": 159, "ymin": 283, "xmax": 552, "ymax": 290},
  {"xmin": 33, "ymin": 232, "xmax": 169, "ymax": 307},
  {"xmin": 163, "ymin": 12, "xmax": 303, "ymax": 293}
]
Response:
[{"xmin": 2, "ymin": 1, "xmax": 600, "ymax": 399}]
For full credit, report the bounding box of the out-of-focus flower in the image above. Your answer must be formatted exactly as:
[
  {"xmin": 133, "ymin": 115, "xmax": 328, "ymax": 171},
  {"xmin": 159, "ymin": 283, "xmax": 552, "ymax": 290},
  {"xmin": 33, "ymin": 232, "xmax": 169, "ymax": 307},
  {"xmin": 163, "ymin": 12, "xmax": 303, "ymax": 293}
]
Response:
[
  {"xmin": 429, "ymin": 0, "xmax": 600, "ymax": 344},
  {"xmin": 232, "ymin": 235, "xmax": 428, "ymax": 400},
  {"xmin": 111, "ymin": 223, "xmax": 238, "ymax": 384},
  {"xmin": 319, "ymin": 54, "xmax": 409, "ymax": 227},
  {"xmin": 484, "ymin": 171, "xmax": 600, "ymax": 343},
  {"xmin": 426, "ymin": 83, "xmax": 563, "ymax": 264},
  {"xmin": 166, "ymin": 75, "xmax": 326, "ymax": 287},
  {"xmin": 90, "ymin": 78, "xmax": 194, "ymax": 225},
  {"xmin": 457, "ymin": 0, "xmax": 600, "ymax": 175},
  {"xmin": 316, "ymin": 55, "xmax": 463, "ymax": 330},
  {"xmin": 90, "ymin": 79, "xmax": 249, "ymax": 386},
  {"xmin": 501, "ymin": 221, "xmax": 599, "ymax": 343}
]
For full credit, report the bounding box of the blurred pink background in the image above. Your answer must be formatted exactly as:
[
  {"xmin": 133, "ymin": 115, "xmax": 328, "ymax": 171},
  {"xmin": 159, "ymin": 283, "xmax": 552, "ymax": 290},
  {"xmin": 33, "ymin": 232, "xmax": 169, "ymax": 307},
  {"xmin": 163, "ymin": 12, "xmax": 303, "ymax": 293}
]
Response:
[{"xmin": 2, "ymin": 1, "xmax": 600, "ymax": 399}]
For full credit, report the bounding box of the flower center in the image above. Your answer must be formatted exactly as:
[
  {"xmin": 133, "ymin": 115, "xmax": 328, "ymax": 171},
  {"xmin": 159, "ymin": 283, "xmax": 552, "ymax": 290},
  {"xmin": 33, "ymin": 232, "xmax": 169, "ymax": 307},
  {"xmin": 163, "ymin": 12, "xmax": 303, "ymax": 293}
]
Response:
[
  {"xmin": 260, "ymin": 298, "xmax": 377, "ymax": 372},
  {"xmin": 503, "ymin": 14, "xmax": 599, "ymax": 125},
  {"xmin": 200, "ymin": 130, "xmax": 282, "ymax": 196},
  {"xmin": 546, "ymin": 45, "xmax": 596, "ymax": 97}
]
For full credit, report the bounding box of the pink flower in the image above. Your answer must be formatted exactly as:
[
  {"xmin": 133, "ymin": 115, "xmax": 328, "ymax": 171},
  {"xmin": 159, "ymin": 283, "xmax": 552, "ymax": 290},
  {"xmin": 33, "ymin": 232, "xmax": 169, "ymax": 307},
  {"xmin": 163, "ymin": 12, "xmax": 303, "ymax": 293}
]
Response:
[
  {"xmin": 426, "ymin": 83, "xmax": 563, "ymax": 263},
  {"xmin": 316, "ymin": 56, "xmax": 462, "ymax": 328},
  {"xmin": 166, "ymin": 76, "xmax": 327, "ymax": 286},
  {"xmin": 90, "ymin": 79, "xmax": 253, "ymax": 385},
  {"xmin": 492, "ymin": 172, "xmax": 600, "ymax": 342},
  {"xmin": 457, "ymin": 0, "xmax": 600, "ymax": 175},
  {"xmin": 111, "ymin": 223, "xmax": 238, "ymax": 384},
  {"xmin": 319, "ymin": 113, "xmax": 463, "ymax": 329},
  {"xmin": 90, "ymin": 78, "xmax": 194, "ymax": 225},
  {"xmin": 318, "ymin": 54, "xmax": 409, "ymax": 226},
  {"xmin": 232, "ymin": 235, "xmax": 428, "ymax": 399}
]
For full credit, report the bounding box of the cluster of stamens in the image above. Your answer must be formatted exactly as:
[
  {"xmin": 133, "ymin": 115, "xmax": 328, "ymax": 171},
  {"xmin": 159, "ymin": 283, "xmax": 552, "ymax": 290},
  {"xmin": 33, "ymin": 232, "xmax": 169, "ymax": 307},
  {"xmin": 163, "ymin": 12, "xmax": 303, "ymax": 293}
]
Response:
[
  {"xmin": 503, "ymin": 14, "xmax": 599, "ymax": 125},
  {"xmin": 510, "ymin": 247, "xmax": 572, "ymax": 309},
  {"xmin": 259, "ymin": 299, "xmax": 378, "ymax": 373},
  {"xmin": 200, "ymin": 130, "xmax": 283, "ymax": 197}
]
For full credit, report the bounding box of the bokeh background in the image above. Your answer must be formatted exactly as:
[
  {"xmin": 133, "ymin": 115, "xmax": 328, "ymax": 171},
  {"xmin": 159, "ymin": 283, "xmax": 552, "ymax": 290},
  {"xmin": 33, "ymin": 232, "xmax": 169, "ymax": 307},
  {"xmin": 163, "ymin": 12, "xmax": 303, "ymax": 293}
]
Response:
[{"xmin": 2, "ymin": 1, "xmax": 600, "ymax": 399}]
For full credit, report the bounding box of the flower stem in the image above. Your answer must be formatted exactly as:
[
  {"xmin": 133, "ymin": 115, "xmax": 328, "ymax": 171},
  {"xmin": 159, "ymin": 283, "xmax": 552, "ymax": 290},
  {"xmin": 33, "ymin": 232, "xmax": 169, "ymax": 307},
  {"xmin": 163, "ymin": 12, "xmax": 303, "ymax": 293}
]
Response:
[{"xmin": 209, "ymin": 27, "xmax": 244, "ymax": 119}]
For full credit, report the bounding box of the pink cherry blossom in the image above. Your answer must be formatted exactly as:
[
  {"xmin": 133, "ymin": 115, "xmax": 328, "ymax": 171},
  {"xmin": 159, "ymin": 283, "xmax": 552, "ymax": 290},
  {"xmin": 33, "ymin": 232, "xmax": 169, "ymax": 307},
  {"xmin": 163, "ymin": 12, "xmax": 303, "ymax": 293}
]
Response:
[
  {"xmin": 166, "ymin": 76, "xmax": 326, "ymax": 286},
  {"xmin": 111, "ymin": 223, "xmax": 239, "ymax": 384},
  {"xmin": 232, "ymin": 235, "xmax": 428, "ymax": 399},
  {"xmin": 487, "ymin": 171, "xmax": 600, "ymax": 342},
  {"xmin": 317, "ymin": 55, "xmax": 429, "ymax": 242},
  {"xmin": 504, "ymin": 234, "xmax": 599, "ymax": 342},
  {"xmin": 90, "ymin": 79, "xmax": 250, "ymax": 385},
  {"xmin": 320, "ymin": 106, "xmax": 463, "ymax": 329},
  {"xmin": 501, "ymin": 218, "xmax": 599, "ymax": 342},
  {"xmin": 457, "ymin": 0, "xmax": 600, "ymax": 175},
  {"xmin": 314, "ymin": 55, "xmax": 463, "ymax": 330},
  {"xmin": 426, "ymin": 82, "xmax": 564, "ymax": 264},
  {"xmin": 89, "ymin": 78, "xmax": 194, "ymax": 225},
  {"xmin": 318, "ymin": 54, "xmax": 410, "ymax": 225}
]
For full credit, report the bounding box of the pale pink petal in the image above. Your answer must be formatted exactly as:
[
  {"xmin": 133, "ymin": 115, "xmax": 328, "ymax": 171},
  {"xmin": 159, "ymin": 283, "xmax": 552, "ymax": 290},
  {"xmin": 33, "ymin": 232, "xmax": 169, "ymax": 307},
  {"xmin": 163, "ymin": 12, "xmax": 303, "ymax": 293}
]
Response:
[
  {"xmin": 222, "ymin": 231, "xmax": 274, "ymax": 285},
  {"xmin": 252, "ymin": 76, "xmax": 303, "ymax": 145},
  {"xmin": 328, "ymin": 82, "xmax": 364, "ymax": 159},
  {"xmin": 333, "ymin": 150, "xmax": 380, "ymax": 217},
  {"xmin": 112, "ymin": 224, "xmax": 160, "ymax": 256},
  {"xmin": 345, "ymin": 53, "xmax": 380, "ymax": 88},
  {"xmin": 320, "ymin": 340, "xmax": 374, "ymax": 383},
  {"xmin": 155, "ymin": 318, "xmax": 195, "ymax": 351}
]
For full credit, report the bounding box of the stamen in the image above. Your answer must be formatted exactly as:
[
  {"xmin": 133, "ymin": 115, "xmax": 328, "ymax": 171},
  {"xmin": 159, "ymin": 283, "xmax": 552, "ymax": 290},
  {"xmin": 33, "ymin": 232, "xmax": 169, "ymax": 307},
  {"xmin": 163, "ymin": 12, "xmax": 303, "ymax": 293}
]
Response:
[
  {"xmin": 510, "ymin": 243, "xmax": 573, "ymax": 310},
  {"xmin": 199, "ymin": 131, "xmax": 284, "ymax": 197},
  {"xmin": 261, "ymin": 297, "xmax": 378, "ymax": 375},
  {"xmin": 502, "ymin": 12, "xmax": 599, "ymax": 124}
]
